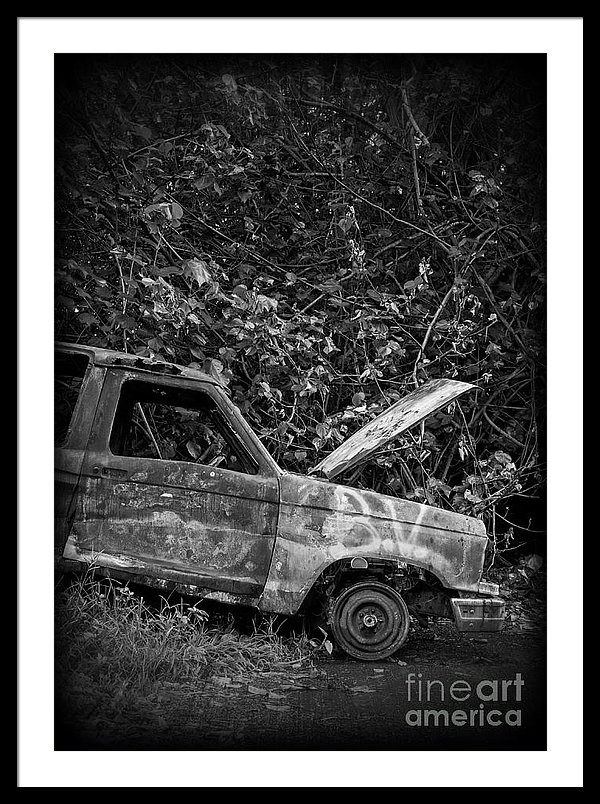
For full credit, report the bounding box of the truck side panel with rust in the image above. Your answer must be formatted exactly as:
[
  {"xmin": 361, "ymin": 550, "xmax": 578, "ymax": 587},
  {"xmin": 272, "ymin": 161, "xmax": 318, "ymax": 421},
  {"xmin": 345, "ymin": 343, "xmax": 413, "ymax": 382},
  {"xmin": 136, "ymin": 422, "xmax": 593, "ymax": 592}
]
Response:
[
  {"xmin": 62, "ymin": 363, "xmax": 280, "ymax": 597},
  {"xmin": 259, "ymin": 473, "xmax": 488, "ymax": 614}
]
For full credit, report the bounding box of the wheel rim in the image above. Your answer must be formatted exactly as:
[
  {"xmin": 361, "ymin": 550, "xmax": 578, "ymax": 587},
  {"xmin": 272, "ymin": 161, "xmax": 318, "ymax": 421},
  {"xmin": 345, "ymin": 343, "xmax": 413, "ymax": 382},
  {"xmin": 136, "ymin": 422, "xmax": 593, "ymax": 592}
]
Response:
[{"xmin": 331, "ymin": 582, "xmax": 410, "ymax": 660}]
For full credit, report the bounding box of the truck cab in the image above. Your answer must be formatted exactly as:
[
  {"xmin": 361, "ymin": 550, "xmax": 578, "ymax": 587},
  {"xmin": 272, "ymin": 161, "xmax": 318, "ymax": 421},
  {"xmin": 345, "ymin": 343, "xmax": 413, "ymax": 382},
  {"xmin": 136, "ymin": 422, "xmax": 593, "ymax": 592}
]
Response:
[{"xmin": 55, "ymin": 342, "xmax": 505, "ymax": 660}]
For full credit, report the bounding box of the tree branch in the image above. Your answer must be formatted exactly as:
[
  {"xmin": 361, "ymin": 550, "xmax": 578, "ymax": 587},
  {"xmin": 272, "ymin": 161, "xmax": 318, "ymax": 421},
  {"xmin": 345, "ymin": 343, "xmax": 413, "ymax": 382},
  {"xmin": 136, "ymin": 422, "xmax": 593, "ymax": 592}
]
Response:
[
  {"xmin": 411, "ymin": 285, "xmax": 455, "ymax": 386},
  {"xmin": 401, "ymin": 86, "xmax": 430, "ymax": 147}
]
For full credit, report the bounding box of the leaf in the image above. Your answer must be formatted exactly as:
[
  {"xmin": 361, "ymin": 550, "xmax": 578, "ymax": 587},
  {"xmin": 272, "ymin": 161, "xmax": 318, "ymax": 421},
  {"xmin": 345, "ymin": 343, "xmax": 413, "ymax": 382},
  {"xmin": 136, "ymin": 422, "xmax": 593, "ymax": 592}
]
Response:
[
  {"xmin": 184, "ymin": 258, "xmax": 211, "ymax": 288},
  {"xmin": 482, "ymin": 196, "xmax": 499, "ymax": 209},
  {"xmin": 186, "ymin": 440, "xmax": 201, "ymax": 460},
  {"xmin": 114, "ymin": 313, "xmax": 137, "ymax": 330},
  {"xmin": 248, "ymin": 685, "xmax": 268, "ymax": 695},
  {"xmin": 144, "ymin": 202, "xmax": 169, "ymax": 217},
  {"xmin": 189, "ymin": 347, "xmax": 205, "ymax": 361},
  {"xmin": 57, "ymin": 295, "xmax": 76, "ymax": 311},
  {"xmin": 255, "ymin": 294, "xmax": 278, "ymax": 313},
  {"xmin": 138, "ymin": 125, "xmax": 153, "ymax": 140},
  {"xmin": 169, "ymin": 202, "xmax": 183, "ymax": 220},
  {"xmin": 222, "ymin": 74, "xmax": 238, "ymax": 91},
  {"xmin": 315, "ymin": 423, "xmax": 329, "ymax": 439},
  {"xmin": 202, "ymin": 358, "xmax": 228, "ymax": 386},
  {"xmin": 194, "ymin": 173, "xmax": 215, "ymax": 191},
  {"xmin": 152, "ymin": 265, "xmax": 182, "ymax": 277},
  {"xmin": 524, "ymin": 554, "xmax": 544, "ymax": 572}
]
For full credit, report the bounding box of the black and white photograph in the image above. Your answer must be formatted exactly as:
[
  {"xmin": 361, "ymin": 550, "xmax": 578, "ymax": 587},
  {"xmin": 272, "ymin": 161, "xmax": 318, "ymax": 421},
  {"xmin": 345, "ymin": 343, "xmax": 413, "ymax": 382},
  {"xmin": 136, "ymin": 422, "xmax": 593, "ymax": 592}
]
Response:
[{"xmin": 18, "ymin": 17, "xmax": 583, "ymax": 788}]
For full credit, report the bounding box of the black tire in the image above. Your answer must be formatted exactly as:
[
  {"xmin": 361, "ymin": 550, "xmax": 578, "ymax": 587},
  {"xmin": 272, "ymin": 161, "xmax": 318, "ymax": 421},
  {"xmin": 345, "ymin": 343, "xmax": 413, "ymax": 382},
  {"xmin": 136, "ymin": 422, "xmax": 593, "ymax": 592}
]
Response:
[{"xmin": 330, "ymin": 581, "xmax": 410, "ymax": 661}]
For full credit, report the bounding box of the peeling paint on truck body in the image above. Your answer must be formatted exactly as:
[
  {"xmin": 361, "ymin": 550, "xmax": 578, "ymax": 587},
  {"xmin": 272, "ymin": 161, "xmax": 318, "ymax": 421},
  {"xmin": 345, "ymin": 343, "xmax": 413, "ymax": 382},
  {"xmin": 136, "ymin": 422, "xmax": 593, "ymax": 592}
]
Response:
[
  {"xmin": 259, "ymin": 474, "xmax": 487, "ymax": 614},
  {"xmin": 55, "ymin": 343, "xmax": 504, "ymax": 649}
]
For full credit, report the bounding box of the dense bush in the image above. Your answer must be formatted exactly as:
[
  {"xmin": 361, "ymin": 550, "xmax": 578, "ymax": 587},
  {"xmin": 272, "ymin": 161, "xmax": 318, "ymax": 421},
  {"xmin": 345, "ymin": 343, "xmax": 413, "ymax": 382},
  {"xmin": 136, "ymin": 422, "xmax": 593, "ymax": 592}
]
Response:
[{"xmin": 55, "ymin": 54, "xmax": 546, "ymax": 551}]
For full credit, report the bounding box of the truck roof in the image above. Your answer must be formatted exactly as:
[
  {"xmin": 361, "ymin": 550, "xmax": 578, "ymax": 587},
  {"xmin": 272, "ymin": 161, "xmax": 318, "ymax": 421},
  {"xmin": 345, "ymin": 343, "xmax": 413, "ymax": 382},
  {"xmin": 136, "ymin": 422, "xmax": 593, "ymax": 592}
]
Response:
[{"xmin": 55, "ymin": 341, "xmax": 219, "ymax": 385}]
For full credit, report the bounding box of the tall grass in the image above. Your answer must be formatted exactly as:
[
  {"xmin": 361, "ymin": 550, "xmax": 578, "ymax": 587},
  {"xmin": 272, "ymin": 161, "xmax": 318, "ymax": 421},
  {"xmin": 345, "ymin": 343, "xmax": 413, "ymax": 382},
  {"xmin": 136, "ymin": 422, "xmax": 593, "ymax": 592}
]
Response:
[{"xmin": 56, "ymin": 570, "xmax": 315, "ymax": 700}]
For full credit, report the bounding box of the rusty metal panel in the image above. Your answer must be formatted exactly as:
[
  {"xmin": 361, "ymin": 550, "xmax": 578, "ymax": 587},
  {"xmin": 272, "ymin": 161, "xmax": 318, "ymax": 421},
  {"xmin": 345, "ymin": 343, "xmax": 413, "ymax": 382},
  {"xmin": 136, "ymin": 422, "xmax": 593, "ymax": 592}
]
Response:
[
  {"xmin": 450, "ymin": 597, "xmax": 505, "ymax": 632},
  {"xmin": 65, "ymin": 463, "xmax": 279, "ymax": 596},
  {"xmin": 311, "ymin": 378, "xmax": 475, "ymax": 480},
  {"xmin": 54, "ymin": 360, "xmax": 106, "ymax": 556},
  {"xmin": 64, "ymin": 365, "xmax": 280, "ymax": 597},
  {"xmin": 55, "ymin": 340, "xmax": 216, "ymax": 386},
  {"xmin": 259, "ymin": 473, "xmax": 487, "ymax": 615}
]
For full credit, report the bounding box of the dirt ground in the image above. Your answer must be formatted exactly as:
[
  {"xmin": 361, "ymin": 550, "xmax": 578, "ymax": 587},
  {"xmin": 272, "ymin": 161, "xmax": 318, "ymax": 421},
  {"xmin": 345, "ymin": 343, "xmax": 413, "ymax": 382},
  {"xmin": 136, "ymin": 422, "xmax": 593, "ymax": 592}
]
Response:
[{"xmin": 56, "ymin": 616, "xmax": 546, "ymax": 752}]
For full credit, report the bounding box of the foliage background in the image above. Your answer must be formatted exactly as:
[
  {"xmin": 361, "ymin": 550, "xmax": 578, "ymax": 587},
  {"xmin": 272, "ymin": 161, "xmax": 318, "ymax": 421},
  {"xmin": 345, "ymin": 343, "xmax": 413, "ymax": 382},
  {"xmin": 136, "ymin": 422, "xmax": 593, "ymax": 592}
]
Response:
[{"xmin": 55, "ymin": 53, "xmax": 546, "ymax": 557}]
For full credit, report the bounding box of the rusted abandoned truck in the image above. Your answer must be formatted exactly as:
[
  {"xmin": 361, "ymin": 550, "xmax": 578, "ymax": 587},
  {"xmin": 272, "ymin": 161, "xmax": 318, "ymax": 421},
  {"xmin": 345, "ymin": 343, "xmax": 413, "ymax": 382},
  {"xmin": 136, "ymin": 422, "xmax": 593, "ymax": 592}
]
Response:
[{"xmin": 55, "ymin": 342, "xmax": 505, "ymax": 660}]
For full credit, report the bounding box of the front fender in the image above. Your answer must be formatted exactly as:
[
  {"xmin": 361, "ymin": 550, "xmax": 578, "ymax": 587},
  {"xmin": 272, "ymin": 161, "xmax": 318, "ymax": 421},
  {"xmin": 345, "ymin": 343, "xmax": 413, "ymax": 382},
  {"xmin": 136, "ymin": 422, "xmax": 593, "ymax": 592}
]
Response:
[{"xmin": 259, "ymin": 473, "xmax": 487, "ymax": 615}]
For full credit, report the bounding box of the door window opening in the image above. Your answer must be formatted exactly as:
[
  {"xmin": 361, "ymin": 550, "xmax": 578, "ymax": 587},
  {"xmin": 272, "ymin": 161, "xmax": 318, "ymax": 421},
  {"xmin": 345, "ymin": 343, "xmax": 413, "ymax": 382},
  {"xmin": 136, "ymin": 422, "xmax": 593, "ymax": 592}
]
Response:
[{"xmin": 110, "ymin": 379, "xmax": 258, "ymax": 475}]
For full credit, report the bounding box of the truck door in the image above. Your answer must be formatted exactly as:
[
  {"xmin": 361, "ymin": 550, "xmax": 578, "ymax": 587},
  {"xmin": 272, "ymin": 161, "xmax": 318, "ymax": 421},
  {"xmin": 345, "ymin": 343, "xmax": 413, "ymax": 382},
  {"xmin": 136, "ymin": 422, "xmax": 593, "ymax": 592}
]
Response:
[{"xmin": 63, "ymin": 369, "xmax": 279, "ymax": 596}]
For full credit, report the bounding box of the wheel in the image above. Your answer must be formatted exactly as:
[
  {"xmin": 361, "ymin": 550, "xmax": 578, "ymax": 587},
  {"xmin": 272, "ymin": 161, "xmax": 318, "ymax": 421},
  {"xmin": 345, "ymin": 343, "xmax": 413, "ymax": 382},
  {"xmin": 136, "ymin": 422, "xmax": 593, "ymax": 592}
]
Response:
[{"xmin": 330, "ymin": 581, "xmax": 410, "ymax": 661}]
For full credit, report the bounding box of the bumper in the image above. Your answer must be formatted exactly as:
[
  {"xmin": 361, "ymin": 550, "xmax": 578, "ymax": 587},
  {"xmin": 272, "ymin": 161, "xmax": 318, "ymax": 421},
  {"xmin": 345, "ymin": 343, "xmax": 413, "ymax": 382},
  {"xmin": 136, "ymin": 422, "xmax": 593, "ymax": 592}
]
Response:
[{"xmin": 450, "ymin": 596, "xmax": 506, "ymax": 633}]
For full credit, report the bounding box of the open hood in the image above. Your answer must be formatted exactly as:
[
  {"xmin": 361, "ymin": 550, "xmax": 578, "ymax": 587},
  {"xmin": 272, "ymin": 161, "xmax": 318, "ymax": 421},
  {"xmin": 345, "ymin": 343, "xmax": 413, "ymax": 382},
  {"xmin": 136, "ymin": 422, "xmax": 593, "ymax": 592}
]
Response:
[{"xmin": 310, "ymin": 378, "xmax": 475, "ymax": 480}]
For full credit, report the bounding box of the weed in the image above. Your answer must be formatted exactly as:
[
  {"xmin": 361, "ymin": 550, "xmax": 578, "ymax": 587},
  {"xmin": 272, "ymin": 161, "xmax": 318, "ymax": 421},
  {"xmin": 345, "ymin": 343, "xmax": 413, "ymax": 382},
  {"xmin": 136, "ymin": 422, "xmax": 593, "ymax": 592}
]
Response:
[{"xmin": 55, "ymin": 569, "xmax": 316, "ymax": 705}]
